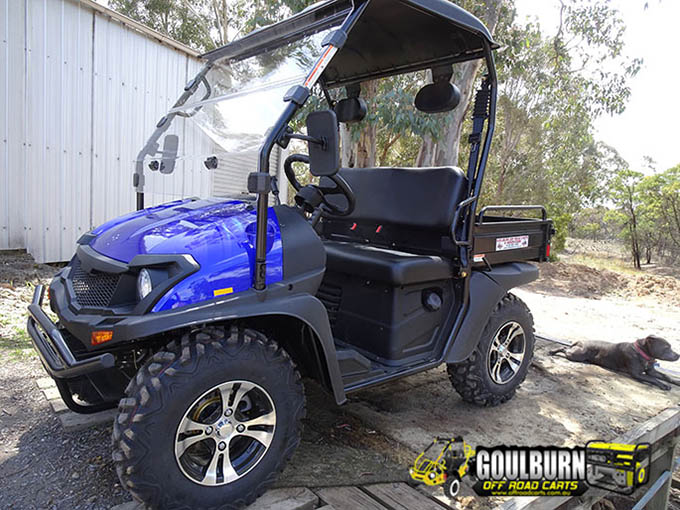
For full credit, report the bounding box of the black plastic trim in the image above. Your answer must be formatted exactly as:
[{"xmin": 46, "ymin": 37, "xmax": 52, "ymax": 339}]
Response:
[
  {"xmin": 283, "ymin": 85, "xmax": 311, "ymax": 105},
  {"xmin": 444, "ymin": 262, "xmax": 538, "ymax": 363},
  {"xmin": 322, "ymin": 28, "xmax": 348, "ymax": 48},
  {"xmin": 27, "ymin": 286, "xmax": 115, "ymax": 379},
  {"xmin": 70, "ymin": 246, "xmax": 200, "ymax": 316},
  {"xmin": 49, "ymin": 270, "xmax": 346, "ymax": 404},
  {"xmin": 77, "ymin": 245, "xmax": 128, "ymax": 274}
]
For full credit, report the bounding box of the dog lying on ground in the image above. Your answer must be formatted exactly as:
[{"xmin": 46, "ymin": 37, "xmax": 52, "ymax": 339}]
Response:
[{"xmin": 550, "ymin": 335, "xmax": 680, "ymax": 391}]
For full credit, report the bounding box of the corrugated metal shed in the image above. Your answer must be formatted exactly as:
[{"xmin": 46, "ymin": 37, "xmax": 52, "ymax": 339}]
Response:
[{"xmin": 0, "ymin": 0, "xmax": 284, "ymax": 263}]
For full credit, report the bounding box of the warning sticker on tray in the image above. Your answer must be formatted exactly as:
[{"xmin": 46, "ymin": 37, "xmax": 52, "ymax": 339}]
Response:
[{"xmin": 496, "ymin": 235, "xmax": 529, "ymax": 251}]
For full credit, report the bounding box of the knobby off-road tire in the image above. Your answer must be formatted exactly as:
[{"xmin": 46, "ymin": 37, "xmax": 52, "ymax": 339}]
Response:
[
  {"xmin": 112, "ymin": 326, "xmax": 305, "ymax": 510},
  {"xmin": 447, "ymin": 293, "xmax": 535, "ymax": 407},
  {"xmin": 444, "ymin": 473, "xmax": 461, "ymax": 498}
]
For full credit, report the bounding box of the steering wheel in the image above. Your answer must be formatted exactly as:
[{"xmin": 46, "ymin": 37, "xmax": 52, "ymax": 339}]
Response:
[{"xmin": 284, "ymin": 154, "xmax": 355, "ymax": 216}]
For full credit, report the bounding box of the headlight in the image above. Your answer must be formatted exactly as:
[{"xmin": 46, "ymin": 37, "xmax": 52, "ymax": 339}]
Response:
[{"xmin": 137, "ymin": 269, "xmax": 153, "ymax": 300}]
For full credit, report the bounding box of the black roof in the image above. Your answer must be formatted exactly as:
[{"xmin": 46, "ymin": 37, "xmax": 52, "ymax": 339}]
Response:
[{"xmin": 202, "ymin": 0, "xmax": 498, "ymax": 88}]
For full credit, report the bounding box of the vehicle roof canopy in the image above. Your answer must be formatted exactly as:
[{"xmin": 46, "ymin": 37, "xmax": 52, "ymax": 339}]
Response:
[{"xmin": 201, "ymin": 0, "xmax": 498, "ymax": 89}]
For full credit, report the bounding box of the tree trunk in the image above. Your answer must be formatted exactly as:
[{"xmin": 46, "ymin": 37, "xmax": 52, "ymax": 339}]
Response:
[
  {"xmin": 433, "ymin": 60, "xmax": 482, "ymax": 167},
  {"xmin": 349, "ymin": 80, "xmax": 378, "ymax": 168},
  {"xmin": 340, "ymin": 123, "xmax": 355, "ymax": 167},
  {"xmin": 421, "ymin": 0, "xmax": 503, "ymax": 167},
  {"xmin": 416, "ymin": 135, "xmax": 436, "ymax": 167},
  {"xmin": 355, "ymin": 123, "xmax": 377, "ymax": 167}
]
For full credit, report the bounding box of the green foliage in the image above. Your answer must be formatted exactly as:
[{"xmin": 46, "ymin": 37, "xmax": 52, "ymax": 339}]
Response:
[
  {"xmin": 549, "ymin": 212, "xmax": 572, "ymax": 253},
  {"xmin": 109, "ymin": 0, "xmax": 216, "ymax": 50},
  {"xmin": 605, "ymin": 166, "xmax": 680, "ymax": 268},
  {"xmin": 109, "ymin": 0, "xmax": 316, "ymax": 51}
]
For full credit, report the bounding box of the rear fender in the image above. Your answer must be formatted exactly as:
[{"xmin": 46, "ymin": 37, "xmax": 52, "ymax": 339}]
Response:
[{"xmin": 444, "ymin": 262, "xmax": 538, "ymax": 363}]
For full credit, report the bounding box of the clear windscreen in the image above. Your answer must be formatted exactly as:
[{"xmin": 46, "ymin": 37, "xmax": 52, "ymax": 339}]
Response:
[{"xmin": 136, "ymin": 24, "xmax": 338, "ymax": 198}]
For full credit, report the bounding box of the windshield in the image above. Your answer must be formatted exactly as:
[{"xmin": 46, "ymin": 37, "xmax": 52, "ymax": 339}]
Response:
[{"xmin": 136, "ymin": 25, "xmax": 338, "ymax": 197}]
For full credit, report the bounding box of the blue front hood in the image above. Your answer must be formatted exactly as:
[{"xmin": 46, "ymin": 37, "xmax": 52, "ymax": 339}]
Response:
[{"xmin": 88, "ymin": 198, "xmax": 283, "ymax": 311}]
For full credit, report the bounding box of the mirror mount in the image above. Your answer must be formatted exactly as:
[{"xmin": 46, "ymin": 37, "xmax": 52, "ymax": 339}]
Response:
[{"xmin": 283, "ymin": 129, "xmax": 328, "ymax": 151}]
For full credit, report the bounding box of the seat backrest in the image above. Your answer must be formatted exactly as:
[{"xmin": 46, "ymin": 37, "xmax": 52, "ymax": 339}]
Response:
[{"xmin": 327, "ymin": 166, "xmax": 469, "ymax": 232}]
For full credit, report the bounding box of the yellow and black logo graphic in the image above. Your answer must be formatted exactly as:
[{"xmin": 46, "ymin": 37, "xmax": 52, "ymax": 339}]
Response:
[
  {"xmin": 585, "ymin": 441, "xmax": 650, "ymax": 495},
  {"xmin": 409, "ymin": 436, "xmax": 475, "ymax": 499},
  {"xmin": 408, "ymin": 437, "xmax": 650, "ymax": 498},
  {"xmin": 473, "ymin": 446, "xmax": 589, "ymax": 497}
]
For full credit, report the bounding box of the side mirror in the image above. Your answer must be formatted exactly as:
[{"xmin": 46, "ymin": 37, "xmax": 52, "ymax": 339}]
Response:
[
  {"xmin": 159, "ymin": 134, "xmax": 179, "ymax": 174},
  {"xmin": 306, "ymin": 110, "xmax": 339, "ymax": 177}
]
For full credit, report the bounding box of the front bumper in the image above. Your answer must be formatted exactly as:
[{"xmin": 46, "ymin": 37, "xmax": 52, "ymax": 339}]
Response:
[{"xmin": 27, "ymin": 285, "xmax": 114, "ymax": 378}]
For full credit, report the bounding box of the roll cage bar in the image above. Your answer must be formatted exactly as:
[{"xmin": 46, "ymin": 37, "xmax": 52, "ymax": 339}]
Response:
[
  {"xmin": 134, "ymin": 0, "xmax": 499, "ymax": 295},
  {"xmin": 249, "ymin": 0, "xmax": 498, "ymax": 292}
]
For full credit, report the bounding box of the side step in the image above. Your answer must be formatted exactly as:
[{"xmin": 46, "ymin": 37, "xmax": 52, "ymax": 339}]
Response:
[{"xmin": 336, "ymin": 348, "xmax": 386, "ymax": 387}]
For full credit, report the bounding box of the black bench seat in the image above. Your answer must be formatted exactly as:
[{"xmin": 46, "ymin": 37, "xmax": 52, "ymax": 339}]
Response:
[{"xmin": 324, "ymin": 240, "xmax": 453, "ymax": 285}]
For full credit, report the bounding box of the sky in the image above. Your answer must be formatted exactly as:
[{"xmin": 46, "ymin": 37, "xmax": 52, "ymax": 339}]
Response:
[{"xmin": 515, "ymin": 0, "xmax": 680, "ymax": 173}]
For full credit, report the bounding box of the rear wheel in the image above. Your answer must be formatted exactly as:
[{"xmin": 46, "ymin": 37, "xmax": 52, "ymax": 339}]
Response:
[
  {"xmin": 112, "ymin": 326, "xmax": 305, "ymax": 510},
  {"xmin": 447, "ymin": 294, "xmax": 534, "ymax": 406}
]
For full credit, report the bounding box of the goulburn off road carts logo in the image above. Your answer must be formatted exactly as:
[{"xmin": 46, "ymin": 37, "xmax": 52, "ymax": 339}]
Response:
[{"xmin": 409, "ymin": 437, "xmax": 651, "ymax": 499}]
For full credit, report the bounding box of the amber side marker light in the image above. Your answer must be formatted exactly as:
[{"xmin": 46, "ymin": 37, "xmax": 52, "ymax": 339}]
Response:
[{"xmin": 91, "ymin": 330, "xmax": 113, "ymax": 345}]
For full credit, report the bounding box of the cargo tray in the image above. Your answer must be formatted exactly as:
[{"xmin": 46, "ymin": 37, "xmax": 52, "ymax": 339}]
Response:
[{"xmin": 472, "ymin": 205, "xmax": 554, "ymax": 267}]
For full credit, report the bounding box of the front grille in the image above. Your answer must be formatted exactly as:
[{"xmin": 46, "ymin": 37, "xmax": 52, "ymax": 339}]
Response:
[
  {"xmin": 70, "ymin": 258, "xmax": 121, "ymax": 308},
  {"xmin": 317, "ymin": 282, "xmax": 343, "ymax": 327}
]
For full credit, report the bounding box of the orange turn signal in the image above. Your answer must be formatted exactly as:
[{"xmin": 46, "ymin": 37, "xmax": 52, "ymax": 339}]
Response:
[{"xmin": 91, "ymin": 330, "xmax": 113, "ymax": 345}]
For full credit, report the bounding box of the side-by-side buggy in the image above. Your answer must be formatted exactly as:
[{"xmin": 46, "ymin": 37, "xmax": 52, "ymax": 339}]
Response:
[{"xmin": 27, "ymin": 0, "xmax": 553, "ymax": 507}]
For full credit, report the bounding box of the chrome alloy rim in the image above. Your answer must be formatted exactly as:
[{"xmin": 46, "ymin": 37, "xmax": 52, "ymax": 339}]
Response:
[
  {"xmin": 487, "ymin": 321, "xmax": 526, "ymax": 385},
  {"xmin": 174, "ymin": 380, "xmax": 276, "ymax": 486}
]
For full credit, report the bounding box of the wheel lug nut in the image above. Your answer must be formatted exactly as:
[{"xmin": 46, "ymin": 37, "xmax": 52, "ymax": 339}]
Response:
[
  {"xmin": 218, "ymin": 442, "xmax": 226, "ymax": 451},
  {"xmin": 225, "ymin": 409, "xmax": 233, "ymax": 417},
  {"xmin": 205, "ymin": 426, "xmax": 213, "ymax": 434},
  {"xmin": 236, "ymin": 424, "xmax": 245, "ymax": 433}
]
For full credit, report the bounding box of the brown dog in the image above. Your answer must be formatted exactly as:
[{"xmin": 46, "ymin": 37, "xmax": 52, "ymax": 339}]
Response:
[{"xmin": 550, "ymin": 335, "xmax": 680, "ymax": 391}]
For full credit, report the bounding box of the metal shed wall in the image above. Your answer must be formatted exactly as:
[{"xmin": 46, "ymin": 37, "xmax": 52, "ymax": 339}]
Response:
[{"xmin": 1, "ymin": 0, "xmax": 282, "ymax": 263}]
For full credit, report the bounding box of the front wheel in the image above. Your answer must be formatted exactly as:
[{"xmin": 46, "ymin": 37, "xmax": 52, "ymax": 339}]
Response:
[
  {"xmin": 444, "ymin": 473, "xmax": 461, "ymax": 498},
  {"xmin": 448, "ymin": 293, "xmax": 535, "ymax": 406},
  {"xmin": 112, "ymin": 326, "xmax": 305, "ymax": 510}
]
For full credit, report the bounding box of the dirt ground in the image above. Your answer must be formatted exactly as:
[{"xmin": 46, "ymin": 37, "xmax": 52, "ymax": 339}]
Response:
[{"xmin": 1, "ymin": 246, "xmax": 680, "ymax": 509}]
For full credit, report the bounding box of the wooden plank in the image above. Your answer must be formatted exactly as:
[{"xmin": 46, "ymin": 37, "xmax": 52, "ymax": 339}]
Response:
[
  {"xmin": 49, "ymin": 398, "xmax": 68, "ymax": 414},
  {"xmin": 498, "ymin": 408, "xmax": 680, "ymax": 510},
  {"xmin": 363, "ymin": 483, "xmax": 448, "ymax": 510},
  {"xmin": 58, "ymin": 408, "xmax": 118, "ymax": 432},
  {"xmin": 110, "ymin": 502, "xmax": 142, "ymax": 510},
  {"xmin": 42, "ymin": 387, "xmax": 61, "ymax": 401},
  {"xmin": 316, "ymin": 487, "xmax": 389, "ymax": 510},
  {"xmin": 246, "ymin": 488, "xmax": 318, "ymax": 510},
  {"xmin": 36, "ymin": 377, "xmax": 56, "ymax": 390},
  {"xmin": 642, "ymin": 439, "xmax": 675, "ymax": 510},
  {"xmin": 617, "ymin": 407, "xmax": 680, "ymax": 445},
  {"xmin": 110, "ymin": 488, "xmax": 317, "ymax": 510}
]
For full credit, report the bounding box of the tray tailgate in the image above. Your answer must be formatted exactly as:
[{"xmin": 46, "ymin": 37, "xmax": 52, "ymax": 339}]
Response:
[{"xmin": 472, "ymin": 215, "xmax": 552, "ymax": 266}]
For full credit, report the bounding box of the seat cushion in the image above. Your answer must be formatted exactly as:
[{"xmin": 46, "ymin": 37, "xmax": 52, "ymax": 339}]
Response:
[
  {"xmin": 326, "ymin": 166, "xmax": 468, "ymax": 232},
  {"xmin": 324, "ymin": 241, "xmax": 453, "ymax": 285}
]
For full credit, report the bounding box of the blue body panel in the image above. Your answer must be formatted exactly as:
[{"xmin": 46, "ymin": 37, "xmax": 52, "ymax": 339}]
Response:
[{"xmin": 89, "ymin": 198, "xmax": 283, "ymax": 312}]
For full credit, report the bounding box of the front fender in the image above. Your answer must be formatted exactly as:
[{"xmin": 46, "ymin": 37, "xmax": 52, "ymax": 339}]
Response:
[
  {"xmin": 52, "ymin": 265, "xmax": 345, "ymax": 404},
  {"xmin": 122, "ymin": 286, "xmax": 345, "ymax": 404},
  {"xmin": 444, "ymin": 262, "xmax": 538, "ymax": 363}
]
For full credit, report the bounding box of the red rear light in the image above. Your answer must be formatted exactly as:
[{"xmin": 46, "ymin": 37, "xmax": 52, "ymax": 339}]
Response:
[{"xmin": 546, "ymin": 243, "xmax": 551, "ymax": 258}]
